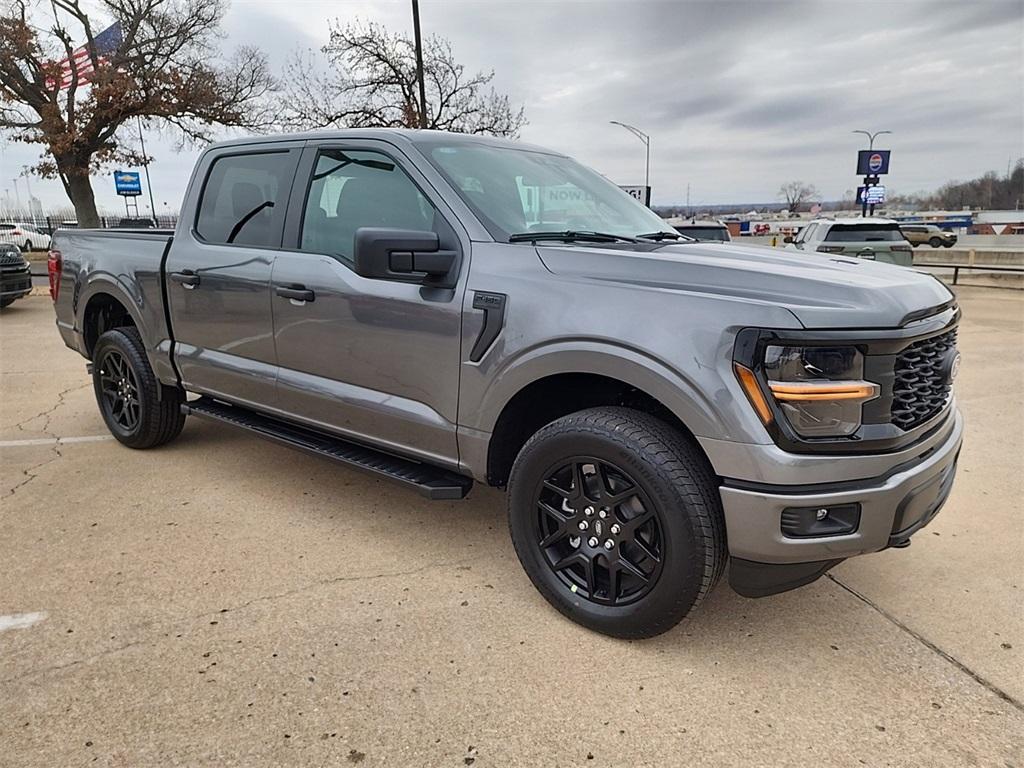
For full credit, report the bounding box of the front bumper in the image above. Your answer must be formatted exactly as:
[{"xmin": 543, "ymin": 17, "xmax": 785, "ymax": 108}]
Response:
[
  {"xmin": 721, "ymin": 407, "xmax": 963, "ymax": 597},
  {"xmin": 0, "ymin": 267, "xmax": 33, "ymax": 300}
]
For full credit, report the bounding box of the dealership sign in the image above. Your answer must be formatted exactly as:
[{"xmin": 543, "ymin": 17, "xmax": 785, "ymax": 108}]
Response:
[
  {"xmin": 856, "ymin": 150, "xmax": 891, "ymax": 176},
  {"xmin": 619, "ymin": 185, "xmax": 652, "ymax": 206},
  {"xmin": 113, "ymin": 171, "xmax": 142, "ymax": 197},
  {"xmin": 857, "ymin": 185, "xmax": 887, "ymax": 205}
]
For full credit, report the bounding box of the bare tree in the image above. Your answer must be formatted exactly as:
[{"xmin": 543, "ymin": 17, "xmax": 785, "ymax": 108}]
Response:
[
  {"xmin": 0, "ymin": 0, "xmax": 275, "ymax": 226},
  {"xmin": 282, "ymin": 20, "xmax": 525, "ymax": 137},
  {"xmin": 777, "ymin": 181, "xmax": 819, "ymax": 213}
]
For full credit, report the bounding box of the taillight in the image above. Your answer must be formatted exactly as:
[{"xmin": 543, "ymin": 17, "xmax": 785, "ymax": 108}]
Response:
[
  {"xmin": 47, "ymin": 249, "xmax": 62, "ymax": 302},
  {"xmin": 816, "ymin": 245, "xmax": 844, "ymax": 254}
]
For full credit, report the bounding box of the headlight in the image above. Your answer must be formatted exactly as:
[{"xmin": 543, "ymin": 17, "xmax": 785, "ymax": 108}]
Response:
[{"xmin": 736, "ymin": 345, "xmax": 879, "ymax": 438}]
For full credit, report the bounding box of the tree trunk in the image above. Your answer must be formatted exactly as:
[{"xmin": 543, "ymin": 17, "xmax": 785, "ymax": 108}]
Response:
[{"xmin": 62, "ymin": 166, "xmax": 101, "ymax": 228}]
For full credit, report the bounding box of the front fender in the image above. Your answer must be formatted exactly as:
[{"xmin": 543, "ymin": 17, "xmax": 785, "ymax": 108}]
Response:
[{"xmin": 466, "ymin": 339, "xmax": 735, "ymax": 441}]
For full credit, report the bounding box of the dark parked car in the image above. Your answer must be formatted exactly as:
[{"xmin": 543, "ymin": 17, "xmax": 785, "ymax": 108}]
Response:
[
  {"xmin": 900, "ymin": 224, "xmax": 957, "ymax": 248},
  {"xmin": 0, "ymin": 242, "xmax": 33, "ymax": 309}
]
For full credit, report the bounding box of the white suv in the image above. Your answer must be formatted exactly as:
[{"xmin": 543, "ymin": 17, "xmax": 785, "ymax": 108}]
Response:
[
  {"xmin": 0, "ymin": 223, "xmax": 52, "ymax": 252},
  {"xmin": 785, "ymin": 218, "xmax": 913, "ymax": 267}
]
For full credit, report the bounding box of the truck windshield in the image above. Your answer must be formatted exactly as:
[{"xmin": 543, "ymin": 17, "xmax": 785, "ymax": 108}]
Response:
[{"xmin": 422, "ymin": 143, "xmax": 675, "ymax": 242}]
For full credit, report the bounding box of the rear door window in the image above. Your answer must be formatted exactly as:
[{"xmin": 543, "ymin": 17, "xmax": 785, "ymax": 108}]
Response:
[
  {"xmin": 195, "ymin": 152, "xmax": 294, "ymax": 247},
  {"xmin": 825, "ymin": 224, "xmax": 904, "ymax": 242}
]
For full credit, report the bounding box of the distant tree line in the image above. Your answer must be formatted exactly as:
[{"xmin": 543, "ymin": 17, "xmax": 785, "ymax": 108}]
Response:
[{"xmin": 885, "ymin": 160, "xmax": 1023, "ymax": 211}]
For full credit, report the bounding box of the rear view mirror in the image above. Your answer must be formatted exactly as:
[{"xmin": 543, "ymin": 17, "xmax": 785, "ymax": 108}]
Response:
[
  {"xmin": 783, "ymin": 236, "xmax": 794, "ymax": 244},
  {"xmin": 353, "ymin": 228, "xmax": 457, "ymax": 286}
]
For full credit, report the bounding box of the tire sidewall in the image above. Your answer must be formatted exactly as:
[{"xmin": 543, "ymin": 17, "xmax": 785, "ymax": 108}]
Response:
[
  {"xmin": 509, "ymin": 425, "xmax": 707, "ymax": 635},
  {"xmin": 92, "ymin": 330, "xmax": 153, "ymax": 446}
]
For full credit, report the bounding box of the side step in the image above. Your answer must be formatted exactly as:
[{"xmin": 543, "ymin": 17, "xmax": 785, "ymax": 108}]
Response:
[{"xmin": 181, "ymin": 397, "xmax": 472, "ymax": 500}]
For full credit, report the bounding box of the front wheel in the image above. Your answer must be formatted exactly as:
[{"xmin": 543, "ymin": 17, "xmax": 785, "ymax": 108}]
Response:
[
  {"xmin": 507, "ymin": 407, "xmax": 726, "ymax": 638},
  {"xmin": 929, "ymin": 237, "xmax": 942, "ymax": 248},
  {"xmin": 92, "ymin": 327, "xmax": 186, "ymax": 449}
]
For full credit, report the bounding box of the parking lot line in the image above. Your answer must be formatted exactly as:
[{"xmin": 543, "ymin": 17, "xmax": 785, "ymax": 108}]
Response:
[{"xmin": 0, "ymin": 435, "xmax": 113, "ymax": 448}]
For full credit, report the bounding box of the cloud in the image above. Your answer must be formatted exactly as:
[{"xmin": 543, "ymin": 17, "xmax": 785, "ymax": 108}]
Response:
[{"xmin": 2, "ymin": 0, "xmax": 1020, "ymax": 211}]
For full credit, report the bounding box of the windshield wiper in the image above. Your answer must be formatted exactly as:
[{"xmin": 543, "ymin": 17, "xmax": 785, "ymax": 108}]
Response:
[
  {"xmin": 508, "ymin": 230, "xmax": 639, "ymax": 244},
  {"xmin": 636, "ymin": 231, "xmax": 690, "ymax": 241}
]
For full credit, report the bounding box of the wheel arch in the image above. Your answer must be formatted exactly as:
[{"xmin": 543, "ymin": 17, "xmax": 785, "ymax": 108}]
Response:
[
  {"xmin": 475, "ymin": 345, "xmax": 724, "ymax": 487},
  {"xmin": 79, "ymin": 286, "xmax": 142, "ymax": 358}
]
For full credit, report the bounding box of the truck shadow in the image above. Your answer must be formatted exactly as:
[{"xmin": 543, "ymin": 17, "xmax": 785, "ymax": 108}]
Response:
[{"xmin": 169, "ymin": 418, "xmax": 869, "ymax": 655}]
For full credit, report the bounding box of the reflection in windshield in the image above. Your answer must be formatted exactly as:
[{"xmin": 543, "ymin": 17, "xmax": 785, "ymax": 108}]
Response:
[{"xmin": 423, "ymin": 143, "xmax": 675, "ymax": 242}]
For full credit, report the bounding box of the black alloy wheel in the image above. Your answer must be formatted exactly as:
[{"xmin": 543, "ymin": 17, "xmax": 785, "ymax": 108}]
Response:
[
  {"xmin": 98, "ymin": 348, "xmax": 141, "ymax": 433},
  {"xmin": 91, "ymin": 326, "xmax": 186, "ymax": 448},
  {"xmin": 508, "ymin": 407, "xmax": 727, "ymax": 638},
  {"xmin": 534, "ymin": 457, "xmax": 664, "ymax": 606}
]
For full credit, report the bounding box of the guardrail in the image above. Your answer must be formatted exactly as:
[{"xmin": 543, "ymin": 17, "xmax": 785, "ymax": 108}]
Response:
[{"xmin": 916, "ymin": 262, "xmax": 1024, "ymax": 285}]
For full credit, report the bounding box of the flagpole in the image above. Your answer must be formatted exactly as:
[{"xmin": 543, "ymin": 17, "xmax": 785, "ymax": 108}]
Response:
[{"xmin": 137, "ymin": 116, "xmax": 157, "ymax": 222}]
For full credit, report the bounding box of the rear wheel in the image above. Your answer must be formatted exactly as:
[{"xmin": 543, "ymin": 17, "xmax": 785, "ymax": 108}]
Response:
[
  {"xmin": 92, "ymin": 327, "xmax": 186, "ymax": 448},
  {"xmin": 23, "ymin": 240, "xmax": 32, "ymax": 253},
  {"xmin": 508, "ymin": 407, "xmax": 726, "ymax": 638}
]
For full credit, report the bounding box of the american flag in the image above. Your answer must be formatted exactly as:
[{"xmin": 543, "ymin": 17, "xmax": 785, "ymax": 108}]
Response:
[{"xmin": 51, "ymin": 22, "xmax": 122, "ymax": 89}]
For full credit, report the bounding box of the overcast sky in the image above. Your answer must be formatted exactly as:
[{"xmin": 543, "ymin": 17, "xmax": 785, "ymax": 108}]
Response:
[{"xmin": 2, "ymin": 0, "xmax": 1022, "ymax": 212}]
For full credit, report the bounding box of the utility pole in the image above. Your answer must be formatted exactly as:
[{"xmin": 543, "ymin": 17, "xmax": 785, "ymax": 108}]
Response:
[
  {"xmin": 411, "ymin": 0, "xmax": 429, "ymax": 129},
  {"xmin": 138, "ymin": 117, "xmax": 157, "ymax": 222},
  {"xmin": 609, "ymin": 121, "xmax": 651, "ymax": 205}
]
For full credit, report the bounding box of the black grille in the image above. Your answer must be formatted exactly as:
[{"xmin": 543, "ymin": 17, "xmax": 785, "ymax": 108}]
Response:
[
  {"xmin": 0, "ymin": 250, "xmax": 26, "ymax": 267},
  {"xmin": 891, "ymin": 328, "xmax": 957, "ymax": 430}
]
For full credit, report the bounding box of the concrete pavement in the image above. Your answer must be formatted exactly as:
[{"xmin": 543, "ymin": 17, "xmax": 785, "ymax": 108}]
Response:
[{"xmin": 1, "ymin": 289, "xmax": 1021, "ymax": 767}]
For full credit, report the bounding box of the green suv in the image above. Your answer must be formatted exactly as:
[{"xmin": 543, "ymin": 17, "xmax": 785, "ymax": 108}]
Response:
[{"xmin": 785, "ymin": 218, "xmax": 914, "ymax": 267}]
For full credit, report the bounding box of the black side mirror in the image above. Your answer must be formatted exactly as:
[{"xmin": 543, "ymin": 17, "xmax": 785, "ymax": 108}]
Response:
[
  {"xmin": 783, "ymin": 235, "xmax": 794, "ymax": 244},
  {"xmin": 352, "ymin": 228, "xmax": 457, "ymax": 285}
]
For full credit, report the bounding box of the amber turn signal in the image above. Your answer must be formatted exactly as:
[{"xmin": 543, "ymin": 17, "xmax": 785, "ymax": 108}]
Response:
[{"xmin": 734, "ymin": 363, "xmax": 774, "ymax": 425}]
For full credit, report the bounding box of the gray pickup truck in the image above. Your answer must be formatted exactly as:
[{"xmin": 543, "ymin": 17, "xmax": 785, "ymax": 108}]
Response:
[{"xmin": 50, "ymin": 129, "xmax": 963, "ymax": 638}]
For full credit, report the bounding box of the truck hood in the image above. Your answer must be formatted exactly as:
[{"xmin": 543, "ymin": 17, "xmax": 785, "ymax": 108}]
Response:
[{"xmin": 536, "ymin": 241, "xmax": 954, "ymax": 329}]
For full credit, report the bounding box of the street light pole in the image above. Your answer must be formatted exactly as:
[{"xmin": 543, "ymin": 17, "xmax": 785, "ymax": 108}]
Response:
[
  {"xmin": 137, "ymin": 117, "xmax": 157, "ymax": 222},
  {"xmin": 610, "ymin": 120, "xmax": 651, "ymax": 204},
  {"xmin": 852, "ymin": 129, "xmax": 892, "ymax": 217}
]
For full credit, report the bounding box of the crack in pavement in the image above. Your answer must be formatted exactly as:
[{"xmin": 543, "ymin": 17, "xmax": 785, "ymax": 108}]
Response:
[
  {"xmin": 4, "ymin": 380, "xmax": 91, "ymax": 434},
  {"xmin": 827, "ymin": 573, "xmax": 1023, "ymax": 714},
  {"xmin": 1, "ymin": 381, "xmax": 90, "ymax": 500},
  {"xmin": 0, "ymin": 556, "xmax": 484, "ymax": 686}
]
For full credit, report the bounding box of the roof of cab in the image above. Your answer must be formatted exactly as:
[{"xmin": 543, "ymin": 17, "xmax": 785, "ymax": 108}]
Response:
[{"xmin": 206, "ymin": 128, "xmax": 560, "ymax": 156}]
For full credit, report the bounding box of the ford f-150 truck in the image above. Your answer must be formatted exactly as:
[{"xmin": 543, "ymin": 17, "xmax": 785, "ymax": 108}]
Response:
[{"xmin": 50, "ymin": 129, "xmax": 963, "ymax": 638}]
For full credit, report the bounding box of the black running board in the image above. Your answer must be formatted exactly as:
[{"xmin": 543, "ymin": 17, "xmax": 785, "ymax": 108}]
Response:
[{"xmin": 181, "ymin": 397, "xmax": 472, "ymax": 500}]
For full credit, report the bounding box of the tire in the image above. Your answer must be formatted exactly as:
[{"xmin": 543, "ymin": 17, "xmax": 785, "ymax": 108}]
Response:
[
  {"xmin": 929, "ymin": 237, "xmax": 942, "ymax": 248},
  {"xmin": 92, "ymin": 327, "xmax": 186, "ymax": 449},
  {"xmin": 0, "ymin": 297, "xmax": 15, "ymax": 309},
  {"xmin": 23, "ymin": 240, "xmax": 32, "ymax": 253},
  {"xmin": 507, "ymin": 407, "xmax": 726, "ymax": 639}
]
